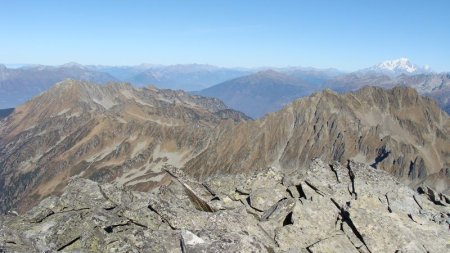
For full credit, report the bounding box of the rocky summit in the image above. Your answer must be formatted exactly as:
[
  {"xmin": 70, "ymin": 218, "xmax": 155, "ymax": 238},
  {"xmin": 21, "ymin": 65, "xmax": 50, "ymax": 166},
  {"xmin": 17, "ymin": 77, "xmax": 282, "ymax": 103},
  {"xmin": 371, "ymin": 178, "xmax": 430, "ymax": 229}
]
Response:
[{"xmin": 1, "ymin": 159, "xmax": 449, "ymax": 252}]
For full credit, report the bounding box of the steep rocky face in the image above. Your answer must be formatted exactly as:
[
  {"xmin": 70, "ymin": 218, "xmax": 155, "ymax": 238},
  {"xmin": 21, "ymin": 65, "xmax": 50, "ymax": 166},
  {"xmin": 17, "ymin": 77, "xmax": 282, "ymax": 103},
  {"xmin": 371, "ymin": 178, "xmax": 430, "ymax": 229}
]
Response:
[
  {"xmin": 0, "ymin": 80, "xmax": 248, "ymax": 213},
  {"xmin": 1, "ymin": 159, "xmax": 449, "ymax": 252},
  {"xmin": 186, "ymin": 86, "xmax": 450, "ymax": 193}
]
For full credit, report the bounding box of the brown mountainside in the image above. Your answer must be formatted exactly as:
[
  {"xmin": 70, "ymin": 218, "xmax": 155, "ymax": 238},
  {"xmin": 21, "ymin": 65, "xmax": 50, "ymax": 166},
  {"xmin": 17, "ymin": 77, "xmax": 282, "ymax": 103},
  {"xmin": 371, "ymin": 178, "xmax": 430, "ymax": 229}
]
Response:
[
  {"xmin": 186, "ymin": 86, "xmax": 450, "ymax": 192},
  {"xmin": 1, "ymin": 82, "xmax": 449, "ymax": 214},
  {"xmin": 0, "ymin": 80, "xmax": 248, "ymax": 212}
]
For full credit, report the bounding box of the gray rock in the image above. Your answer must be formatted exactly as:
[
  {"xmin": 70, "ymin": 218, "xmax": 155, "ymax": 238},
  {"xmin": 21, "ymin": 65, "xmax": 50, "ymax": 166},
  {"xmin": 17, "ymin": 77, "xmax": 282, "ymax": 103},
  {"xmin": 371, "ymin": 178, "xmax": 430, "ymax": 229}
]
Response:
[
  {"xmin": 249, "ymin": 184, "xmax": 287, "ymax": 211},
  {"xmin": 307, "ymin": 233, "xmax": 359, "ymax": 253},
  {"xmin": 1, "ymin": 159, "xmax": 450, "ymax": 252}
]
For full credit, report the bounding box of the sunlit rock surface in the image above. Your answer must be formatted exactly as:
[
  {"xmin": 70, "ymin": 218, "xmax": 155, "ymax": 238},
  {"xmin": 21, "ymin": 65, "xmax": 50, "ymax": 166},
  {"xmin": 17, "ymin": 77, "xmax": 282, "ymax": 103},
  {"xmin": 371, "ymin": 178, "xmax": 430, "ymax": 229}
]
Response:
[{"xmin": 1, "ymin": 159, "xmax": 449, "ymax": 252}]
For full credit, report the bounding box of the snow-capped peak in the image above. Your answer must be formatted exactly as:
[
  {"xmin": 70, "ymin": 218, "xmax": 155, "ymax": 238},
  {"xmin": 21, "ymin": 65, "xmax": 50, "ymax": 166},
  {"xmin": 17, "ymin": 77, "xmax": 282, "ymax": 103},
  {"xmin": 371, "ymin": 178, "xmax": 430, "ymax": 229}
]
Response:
[
  {"xmin": 365, "ymin": 58, "xmax": 431, "ymax": 76},
  {"xmin": 376, "ymin": 58, "xmax": 416, "ymax": 73}
]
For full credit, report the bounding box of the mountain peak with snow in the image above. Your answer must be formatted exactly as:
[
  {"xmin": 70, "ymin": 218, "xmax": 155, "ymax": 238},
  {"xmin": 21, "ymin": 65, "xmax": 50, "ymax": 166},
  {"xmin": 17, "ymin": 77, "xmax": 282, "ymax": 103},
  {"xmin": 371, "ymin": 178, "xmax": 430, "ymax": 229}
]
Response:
[
  {"xmin": 364, "ymin": 58, "xmax": 431, "ymax": 76},
  {"xmin": 376, "ymin": 58, "xmax": 416, "ymax": 72}
]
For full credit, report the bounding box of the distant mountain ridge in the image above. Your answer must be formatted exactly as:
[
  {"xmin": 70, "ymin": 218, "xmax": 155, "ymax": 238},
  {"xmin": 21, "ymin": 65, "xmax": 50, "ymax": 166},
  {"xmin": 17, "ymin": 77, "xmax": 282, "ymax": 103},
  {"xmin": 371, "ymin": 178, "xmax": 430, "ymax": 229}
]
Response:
[
  {"xmin": 195, "ymin": 70, "xmax": 315, "ymax": 118},
  {"xmin": 0, "ymin": 64, "xmax": 117, "ymax": 108},
  {"xmin": 125, "ymin": 64, "xmax": 250, "ymax": 90},
  {"xmin": 0, "ymin": 63, "xmax": 252, "ymax": 109},
  {"xmin": 195, "ymin": 60, "xmax": 450, "ymax": 117},
  {"xmin": 1, "ymin": 59, "xmax": 449, "ymax": 116}
]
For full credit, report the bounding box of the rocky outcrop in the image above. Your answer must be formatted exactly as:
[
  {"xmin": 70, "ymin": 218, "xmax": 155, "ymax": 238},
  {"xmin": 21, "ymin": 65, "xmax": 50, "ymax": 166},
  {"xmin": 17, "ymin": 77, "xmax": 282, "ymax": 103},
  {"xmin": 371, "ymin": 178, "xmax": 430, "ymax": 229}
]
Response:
[{"xmin": 1, "ymin": 159, "xmax": 449, "ymax": 252}]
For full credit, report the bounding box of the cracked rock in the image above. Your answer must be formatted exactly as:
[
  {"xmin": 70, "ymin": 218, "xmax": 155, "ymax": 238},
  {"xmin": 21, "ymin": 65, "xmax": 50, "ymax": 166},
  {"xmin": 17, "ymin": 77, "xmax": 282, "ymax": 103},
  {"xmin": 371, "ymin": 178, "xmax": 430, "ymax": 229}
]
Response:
[
  {"xmin": 307, "ymin": 233, "xmax": 359, "ymax": 253},
  {"xmin": 1, "ymin": 160, "xmax": 449, "ymax": 252},
  {"xmin": 249, "ymin": 184, "xmax": 287, "ymax": 212}
]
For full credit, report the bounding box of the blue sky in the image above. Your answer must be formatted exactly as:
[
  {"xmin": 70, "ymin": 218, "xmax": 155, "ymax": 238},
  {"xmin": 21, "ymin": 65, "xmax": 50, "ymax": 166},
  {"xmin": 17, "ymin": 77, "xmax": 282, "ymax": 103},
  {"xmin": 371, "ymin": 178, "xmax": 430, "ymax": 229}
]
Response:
[{"xmin": 1, "ymin": 0, "xmax": 449, "ymax": 71}]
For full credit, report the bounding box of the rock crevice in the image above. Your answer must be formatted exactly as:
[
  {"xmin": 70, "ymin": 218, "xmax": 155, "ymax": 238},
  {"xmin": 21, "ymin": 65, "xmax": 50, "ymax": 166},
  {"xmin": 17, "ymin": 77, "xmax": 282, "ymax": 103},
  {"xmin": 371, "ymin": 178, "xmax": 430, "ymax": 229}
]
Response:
[{"xmin": 1, "ymin": 159, "xmax": 449, "ymax": 252}]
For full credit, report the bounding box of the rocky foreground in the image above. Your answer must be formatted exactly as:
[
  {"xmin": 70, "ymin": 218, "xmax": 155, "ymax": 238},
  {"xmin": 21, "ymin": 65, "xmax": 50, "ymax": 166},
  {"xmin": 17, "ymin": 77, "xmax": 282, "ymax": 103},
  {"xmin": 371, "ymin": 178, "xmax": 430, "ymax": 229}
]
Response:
[{"xmin": 1, "ymin": 159, "xmax": 449, "ymax": 252}]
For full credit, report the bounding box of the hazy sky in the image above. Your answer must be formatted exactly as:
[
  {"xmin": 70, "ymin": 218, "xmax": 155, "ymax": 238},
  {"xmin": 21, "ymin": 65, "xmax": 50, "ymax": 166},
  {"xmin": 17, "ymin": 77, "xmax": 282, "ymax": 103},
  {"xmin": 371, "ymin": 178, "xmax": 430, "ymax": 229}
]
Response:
[{"xmin": 1, "ymin": 0, "xmax": 449, "ymax": 71}]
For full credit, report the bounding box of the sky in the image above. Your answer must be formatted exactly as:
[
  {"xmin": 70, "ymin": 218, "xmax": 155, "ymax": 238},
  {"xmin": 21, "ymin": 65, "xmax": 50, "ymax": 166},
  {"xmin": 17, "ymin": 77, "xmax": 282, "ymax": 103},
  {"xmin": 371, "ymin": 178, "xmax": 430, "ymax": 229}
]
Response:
[{"xmin": 1, "ymin": 0, "xmax": 450, "ymax": 71}]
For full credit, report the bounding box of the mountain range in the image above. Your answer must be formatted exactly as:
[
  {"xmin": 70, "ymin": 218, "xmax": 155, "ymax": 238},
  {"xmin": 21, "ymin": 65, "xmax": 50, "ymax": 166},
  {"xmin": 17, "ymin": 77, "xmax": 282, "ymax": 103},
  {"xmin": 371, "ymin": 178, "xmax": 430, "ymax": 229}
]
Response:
[
  {"xmin": 2, "ymin": 58, "xmax": 448, "ymax": 119},
  {"xmin": 196, "ymin": 61, "xmax": 450, "ymax": 117},
  {"xmin": 1, "ymin": 80, "xmax": 449, "ymax": 213},
  {"xmin": 0, "ymin": 63, "xmax": 117, "ymax": 108}
]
